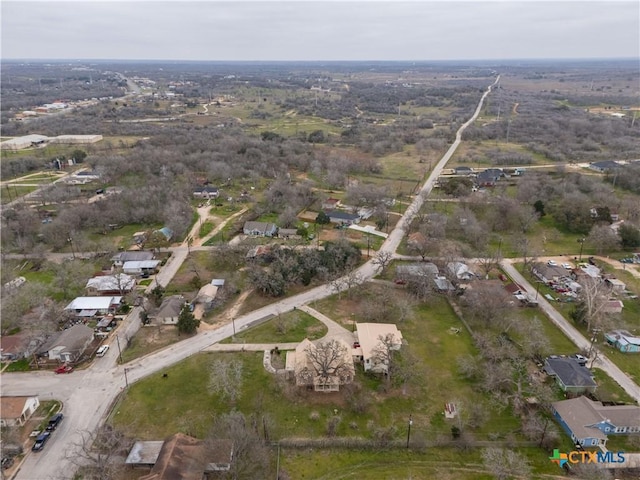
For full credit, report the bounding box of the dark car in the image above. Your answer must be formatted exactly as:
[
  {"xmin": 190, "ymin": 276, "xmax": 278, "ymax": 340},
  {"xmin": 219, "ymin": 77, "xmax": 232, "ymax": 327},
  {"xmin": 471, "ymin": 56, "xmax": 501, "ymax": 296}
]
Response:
[
  {"xmin": 1, "ymin": 457, "xmax": 14, "ymax": 469},
  {"xmin": 32, "ymin": 432, "xmax": 50, "ymax": 451},
  {"xmin": 46, "ymin": 413, "xmax": 64, "ymax": 431}
]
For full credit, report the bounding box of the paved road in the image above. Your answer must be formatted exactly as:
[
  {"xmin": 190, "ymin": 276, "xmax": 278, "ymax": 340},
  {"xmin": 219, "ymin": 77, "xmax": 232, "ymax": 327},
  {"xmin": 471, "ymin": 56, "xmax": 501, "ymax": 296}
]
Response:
[
  {"xmin": 2, "ymin": 77, "xmax": 500, "ymax": 480},
  {"xmin": 501, "ymin": 260, "xmax": 640, "ymax": 403}
]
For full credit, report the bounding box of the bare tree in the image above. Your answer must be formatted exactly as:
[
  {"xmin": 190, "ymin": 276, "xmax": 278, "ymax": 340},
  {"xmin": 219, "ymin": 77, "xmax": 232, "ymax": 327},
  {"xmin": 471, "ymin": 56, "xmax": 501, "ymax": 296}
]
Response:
[
  {"xmin": 522, "ymin": 413, "xmax": 560, "ymax": 450},
  {"xmin": 208, "ymin": 359, "xmax": 243, "ymax": 405},
  {"xmin": 66, "ymin": 426, "xmax": 132, "ymax": 480},
  {"xmin": 587, "ymin": 224, "xmax": 621, "ymax": 255},
  {"xmin": 206, "ymin": 411, "xmax": 271, "ymax": 480},
  {"xmin": 300, "ymin": 339, "xmax": 352, "ymax": 388},
  {"xmin": 372, "ymin": 250, "xmax": 393, "ymax": 272},
  {"xmin": 481, "ymin": 448, "xmax": 532, "ymax": 480},
  {"xmin": 476, "ymin": 249, "xmax": 502, "ymax": 279},
  {"xmin": 574, "ymin": 277, "xmax": 610, "ymax": 332}
]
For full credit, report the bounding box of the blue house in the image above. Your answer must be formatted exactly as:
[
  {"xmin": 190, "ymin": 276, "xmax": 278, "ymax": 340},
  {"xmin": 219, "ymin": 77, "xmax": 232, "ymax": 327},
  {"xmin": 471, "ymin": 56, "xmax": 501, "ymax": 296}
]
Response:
[
  {"xmin": 552, "ymin": 396, "xmax": 640, "ymax": 448},
  {"xmin": 605, "ymin": 330, "xmax": 640, "ymax": 353}
]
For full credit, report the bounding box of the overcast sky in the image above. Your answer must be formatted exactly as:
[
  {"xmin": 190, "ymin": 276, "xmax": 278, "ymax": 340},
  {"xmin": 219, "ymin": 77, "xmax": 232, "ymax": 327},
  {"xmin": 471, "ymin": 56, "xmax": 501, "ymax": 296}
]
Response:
[{"xmin": 2, "ymin": 1, "xmax": 638, "ymax": 61}]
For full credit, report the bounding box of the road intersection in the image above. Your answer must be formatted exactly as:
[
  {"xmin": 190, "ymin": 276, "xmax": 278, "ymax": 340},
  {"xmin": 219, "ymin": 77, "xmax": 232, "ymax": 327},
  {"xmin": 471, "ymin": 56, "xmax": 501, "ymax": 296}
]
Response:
[{"xmin": 8, "ymin": 74, "xmax": 636, "ymax": 478}]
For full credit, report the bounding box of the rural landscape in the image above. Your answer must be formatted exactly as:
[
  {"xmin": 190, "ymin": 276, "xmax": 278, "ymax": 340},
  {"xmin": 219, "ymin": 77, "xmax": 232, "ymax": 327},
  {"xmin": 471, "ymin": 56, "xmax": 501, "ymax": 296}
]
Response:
[{"xmin": 1, "ymin": 58, "xmax": 640, "ymax": 480}]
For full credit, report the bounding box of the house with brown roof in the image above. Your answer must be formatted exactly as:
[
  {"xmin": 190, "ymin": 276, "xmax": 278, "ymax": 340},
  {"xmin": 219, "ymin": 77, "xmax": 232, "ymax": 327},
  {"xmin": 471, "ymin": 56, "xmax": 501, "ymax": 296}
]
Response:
[
  {"xmin": 135, "ymin": 433, "xmax": 233, "ymax": 480},
  {"xmin": 552, "ymin": 396, "xmax": 640, "ymax": 448},
  {"xmin": 0, "ymin": 396, "xmax": 40, "ymax": 427}
]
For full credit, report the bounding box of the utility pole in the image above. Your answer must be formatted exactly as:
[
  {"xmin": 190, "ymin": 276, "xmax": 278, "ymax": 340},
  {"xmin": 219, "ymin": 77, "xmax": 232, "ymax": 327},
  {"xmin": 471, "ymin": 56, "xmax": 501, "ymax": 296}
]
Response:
[
  {"xmin": 406, "ymin": 414, "xmax": 413, "ymax": 448},
  {"xmin": 116, "ymin": 335, "xmax": 123, "ymax": 363}
]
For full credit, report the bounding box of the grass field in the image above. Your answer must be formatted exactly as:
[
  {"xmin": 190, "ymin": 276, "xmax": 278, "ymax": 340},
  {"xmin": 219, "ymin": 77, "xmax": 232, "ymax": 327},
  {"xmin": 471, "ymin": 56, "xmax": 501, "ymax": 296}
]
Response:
[{"xmin": 221, "ymin": 309, "xmax": 327, "ymax": 344}]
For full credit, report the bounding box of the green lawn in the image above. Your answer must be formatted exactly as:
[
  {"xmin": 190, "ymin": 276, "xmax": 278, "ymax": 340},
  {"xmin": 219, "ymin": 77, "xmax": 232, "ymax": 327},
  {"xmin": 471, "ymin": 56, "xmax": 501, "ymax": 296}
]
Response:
[
  {"xmin": 198, "ymin": 220, "xmax": 215, "ymax": 238},
  {"xmin": 280, "ymin": 447, "xmax": 563, "ymax": 480},
  {"xmin": 221, "ymin": 310, "xmax": 327, "ymax": 344}
]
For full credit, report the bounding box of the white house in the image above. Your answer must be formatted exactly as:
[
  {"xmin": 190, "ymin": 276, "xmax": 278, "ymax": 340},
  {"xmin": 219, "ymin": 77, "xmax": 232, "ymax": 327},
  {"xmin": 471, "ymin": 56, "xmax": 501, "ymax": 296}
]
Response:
[
  {"xmin": 0, "ymin": 396, "xmax": 40, "ymax": 427},
  {"xmin": 65, "ymin": 296, "xmax": 122, "ymax": 317},
  {"xmin": 122, "ymin": 260, "xmax": 161, "ymax": 276},
  {"xmin": 243, "ymin": 221, "xmax": 277, "ymax": 237},
  {"xmin": 85, "ymin": 274, "xmax": 136, "ymax": 295},
  {"xmin": 37, "ymin": 324, "xmax": 94, "ymax": 363},
  {"xmin": 354, "ymin": 323, "xmax": 403, "ymax": 373}
]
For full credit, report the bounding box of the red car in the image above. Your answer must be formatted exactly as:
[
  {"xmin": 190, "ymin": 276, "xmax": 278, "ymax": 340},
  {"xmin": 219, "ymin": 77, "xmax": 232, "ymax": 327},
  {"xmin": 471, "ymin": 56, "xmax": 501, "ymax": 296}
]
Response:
[{"xmin": 54, "ymin": 364, "xmax": 74, "ymax": 374}]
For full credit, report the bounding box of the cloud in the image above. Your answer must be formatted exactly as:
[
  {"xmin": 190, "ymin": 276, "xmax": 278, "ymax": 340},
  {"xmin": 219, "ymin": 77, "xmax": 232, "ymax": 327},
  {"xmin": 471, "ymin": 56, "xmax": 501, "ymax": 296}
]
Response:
[{"xmin": 2, "ymin": 1, "xmax": 638, "ymax": 60}]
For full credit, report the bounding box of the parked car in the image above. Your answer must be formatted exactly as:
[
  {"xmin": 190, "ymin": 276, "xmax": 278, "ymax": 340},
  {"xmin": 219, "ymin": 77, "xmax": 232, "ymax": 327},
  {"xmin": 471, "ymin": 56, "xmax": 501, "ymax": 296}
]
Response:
[
  {"xmin": 547, "ymin": 260, "xmax": 558, "ymax": 266},
  {"xmin": 572, "ymin": 354, "xmax": 587, "ymax": 366},
  {"xmin": 46, "ymin": 413, "xmax": 64, "ymax": 432},
  {"xmin": 96, "ymin": 345, "xmax": 110, "ymax": 357},
  {"xmin": 561, "ymin": 263, "xmax": 572, "ymax": 270},
  {"xmin": 32, "ymin": 432, "xmax": 50, "ymax": 451},
  {"xmin": 1, "ymin": 457, "xmax": 14, "ymax": 469},
  {"xmin": 54, "ymin": 364, "xmax": 73, "ymax": 374}
]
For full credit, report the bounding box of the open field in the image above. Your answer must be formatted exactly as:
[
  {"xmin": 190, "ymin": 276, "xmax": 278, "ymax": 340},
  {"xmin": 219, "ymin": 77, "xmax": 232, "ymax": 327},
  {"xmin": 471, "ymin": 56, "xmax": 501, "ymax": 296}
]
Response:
[{"xmin": 221, "ymin": 309, "xmax": 327, "ymax": 344}]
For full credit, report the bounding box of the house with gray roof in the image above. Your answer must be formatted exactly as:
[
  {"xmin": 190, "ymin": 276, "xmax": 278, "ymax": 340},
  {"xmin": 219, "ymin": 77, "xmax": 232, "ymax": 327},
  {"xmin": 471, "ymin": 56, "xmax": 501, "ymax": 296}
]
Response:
[
  {"xmin": 544, "ymin": 357, "xmax": 597, "ymax": 394},
  {"xmin": 325, "ymin": 210, "xmax": 361, "ymax": 225},
  {"xmin": 531, "ymin": 263, "xmax": 569, "ymax": 284},
  {"xmin": 111, "ymin": 250, "xmax": 154, "ymax": 267},
  {"xmin": 552, "ymin": 396, "xmax": 640, "ymax": 448},
  {"xmin": 37, "ymin": 324, "xmax": 94, "ymax": 363},
  {"xmin": 153, "ymin": 296, "xmax": 186, "ymax": 325},
  {"xmin": 243, "ymin": 221, "xmax": 277, "ymax": 237}
]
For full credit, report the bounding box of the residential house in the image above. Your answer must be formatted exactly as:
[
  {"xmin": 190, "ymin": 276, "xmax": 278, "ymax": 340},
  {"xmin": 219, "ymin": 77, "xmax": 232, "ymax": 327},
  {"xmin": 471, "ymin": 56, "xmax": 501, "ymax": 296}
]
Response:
[
  {"xmin": 37, "ymin": 324, "xmax": 94, "ymax": 363},
  {"xmin": 245, "ymin": 245, "xmax": 273, "ymax": 261},
  {"xmin": 123, "ymin": 260, "xmax": 161, "ymax": 276},
  {"xmin": 396, "ymin": 263, "xmax": 439, "ymax": 281},
  {"xmin": 285, "ymin": 338, "xmax": 355, "ymax": 392},
  {"xmin": 605, "ymin": 330, "xmax": 640, "ymax": 353},
  {"xmin": 195, "ymin": 284, "xmax": 219, "ymax": 311},
  {"xmin": 446, "ymin": 262, "xmax": 475, "ymax": 281},
  {"xmin": 354, "ymin": 323, "xmax": 403, "ymax": 373},
  {"xmin": 135, "ymin": 433, "xmax": 233, "ymax": 480},
  {"xmin": 0, "ymin": 396, "xmax": 40, "ymax": 427},
  {"xmin": 153, "ymin": 296, "xmax": 186, "ymax": 325},
  {"xmin": 95, "ymin": 315, "xmax": 117, "ymax": 334},
  {"xmin": 602, "ymin": 299, "xmax": 624, "ymax": 315},
  {"xmin": 321, "ymin": 197, "xmax": 341, "ymax": 210},
  {"xmin": 454, "ymin": 166, "xmax": 474, "ymax": 175},
  {"xmin": 242, "ymin": 221, "xmax": 277, "ymax": 237},
  {"xmin": 476, "ymin": 169, "xmax": 502, "ymax": 187},
  {"xmin": 589, "ymin": 161, "xmax": 621, "ymax": 173},
  {"xmin": 531, "ymin": 263, "xmax": 569, "ymax": 284},
  {"xmin": 193, "ymin": 186, "xmax": 219, "ymax": 199},
  {"xmin": 605, "ymin": 277, "xmax": 626, "ymax": 293},
  {"xmin": 325, "ymin": 210, "xmax": 361, "ymax": 225},
  {"xmin": 111, "ymin": 251, "xmax": 154, "ymax": 267},
  {"xmin": 0, "ymin": 333, "xmax": 30, "ymax": 361},
  {"xmin": 433, "ymin": 276, "xmax": 455, "ymax": 293},
  {"xmin": 544, "ymin": 357, "xmax": 597, "ymax": 394},
  {"xmin": 65, "ymin": 296, "xmax": 122, "ymax": 317},
  {"xmin": 277, "ymin": 228, "xmax": 301, "ymax": 240},
  {"xmin": 552, "ymin": 396, "xmax": 640, "ymax": 448},
  {"xmin": 85, "ymin": 274, "xmax": 136, "ymax": 296}
]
